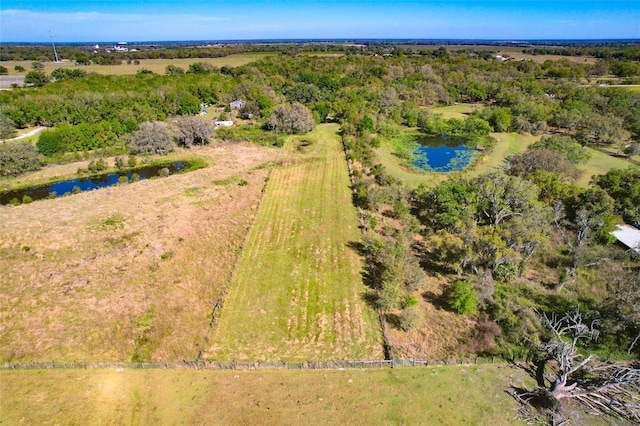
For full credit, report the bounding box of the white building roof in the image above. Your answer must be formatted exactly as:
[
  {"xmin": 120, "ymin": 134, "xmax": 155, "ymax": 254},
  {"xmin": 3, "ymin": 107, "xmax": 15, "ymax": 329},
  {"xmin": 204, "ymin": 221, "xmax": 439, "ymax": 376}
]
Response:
[{"xmin": 611, "ymin": 224, "xmax": 640, "ymax": 253}]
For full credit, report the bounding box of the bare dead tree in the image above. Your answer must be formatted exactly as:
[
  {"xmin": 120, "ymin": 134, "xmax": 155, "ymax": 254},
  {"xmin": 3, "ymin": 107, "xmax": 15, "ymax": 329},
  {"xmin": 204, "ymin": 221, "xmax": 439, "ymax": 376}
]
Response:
[{"xmin": 515, "ymin": 309, "xmax": 640, "ymax": 423}]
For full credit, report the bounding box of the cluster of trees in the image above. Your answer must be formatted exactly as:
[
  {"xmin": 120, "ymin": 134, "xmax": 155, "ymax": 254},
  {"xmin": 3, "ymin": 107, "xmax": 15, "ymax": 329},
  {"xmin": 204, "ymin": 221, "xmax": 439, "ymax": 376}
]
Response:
[
  {"xmin": 2, "ymin": 49, "xmax": 639, "ymax": 152},
  {"xmin": 0, "ymin": 140, "xmax": 44, "ymax": 177}
]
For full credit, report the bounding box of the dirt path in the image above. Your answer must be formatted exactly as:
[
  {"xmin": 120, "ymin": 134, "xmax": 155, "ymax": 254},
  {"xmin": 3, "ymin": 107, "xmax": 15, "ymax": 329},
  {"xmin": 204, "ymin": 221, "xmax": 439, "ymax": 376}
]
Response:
[{"xmin": 2, "ymin": 126, "xmax": 46, "ymax": 142}]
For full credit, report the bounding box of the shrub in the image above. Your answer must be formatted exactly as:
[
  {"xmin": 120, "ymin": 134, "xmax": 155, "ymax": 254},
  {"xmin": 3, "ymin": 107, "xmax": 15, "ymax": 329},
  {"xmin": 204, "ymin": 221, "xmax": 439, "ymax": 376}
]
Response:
[
  {"xmin": 115, "ymin": 156, "xmax": 126, "ymax": 170},
  {"xmin": 493, "ymin": 261, "xmax": 519, "ymax": 283},
  {"xmin": 0, "ymin": 141, "xmax": 44, "ymax": 177},
  {"xmin": 377, "ymin": 276, "xmax": 405, "ymax": 311},
  {"xmin": 405, "ymin": 294, "xmax": 419, "ymax": 307},
  {"xmin": 87, "ymin": 159, "xmax": 107, "ymax": 173},
  {"xmin": 530, "ymin": 135, "xmax": 591, "ymax": 165},
  {"xmin": 399, "ymin": 306, "xmax": 423, "ymax": 331},
  {"xmin": 21, "ymin": 195, "xmax": 33, "ymax": 204},
  {"xmin": 0, "ymin": 113, "xmax": 17, "ymax": 139},
  {"xmin": 448, "ymin": 280, "xmax": 477, "ymax": 315},
  {"xmin": 466, "ymin": 313, "xmax": 501, "ymax": 353}
]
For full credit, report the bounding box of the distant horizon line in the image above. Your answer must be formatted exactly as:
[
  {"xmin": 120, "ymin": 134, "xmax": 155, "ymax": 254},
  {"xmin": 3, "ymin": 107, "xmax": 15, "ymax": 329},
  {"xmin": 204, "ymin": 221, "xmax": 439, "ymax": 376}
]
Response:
[{"xmin": 3, "ymin": 37, "xmax": 640, "ymax": 46}]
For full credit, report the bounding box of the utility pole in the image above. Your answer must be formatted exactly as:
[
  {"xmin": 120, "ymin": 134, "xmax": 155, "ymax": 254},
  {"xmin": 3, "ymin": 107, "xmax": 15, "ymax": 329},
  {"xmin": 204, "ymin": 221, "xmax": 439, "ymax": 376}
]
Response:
[{"xmin": 49, "ymin": 30, "xmax": 60, "ymax": 63}]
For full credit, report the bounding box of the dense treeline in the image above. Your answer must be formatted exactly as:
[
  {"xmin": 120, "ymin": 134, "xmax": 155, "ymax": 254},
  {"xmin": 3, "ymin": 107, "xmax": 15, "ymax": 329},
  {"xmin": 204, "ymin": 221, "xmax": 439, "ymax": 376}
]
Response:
[
  {"xmin": 522, "ymin": 45, "xmax": 640, "ymax": 61},
  {"xmin": 1, "ymin": 49, "xmax": 638, "ymax": 171}
]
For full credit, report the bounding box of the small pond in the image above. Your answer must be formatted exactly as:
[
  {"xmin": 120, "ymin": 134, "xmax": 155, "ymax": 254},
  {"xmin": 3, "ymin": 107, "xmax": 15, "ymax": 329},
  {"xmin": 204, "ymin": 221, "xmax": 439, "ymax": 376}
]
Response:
[
  {"xmin": 1, "ymin": 161, "xmax": 191, "ymax": 205},
  {"xmin": 412, "ymin": 135, "xmax": 477, "ymax": 172}
]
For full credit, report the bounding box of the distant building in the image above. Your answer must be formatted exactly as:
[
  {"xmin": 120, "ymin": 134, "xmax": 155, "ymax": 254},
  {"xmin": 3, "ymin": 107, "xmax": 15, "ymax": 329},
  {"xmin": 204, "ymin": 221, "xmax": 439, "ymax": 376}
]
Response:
[
  {"xmin": 611, "ymin": 224, "xmax": 640, "ymax": 253},
  {"xmin": 214, "ymin": 120, "xmax": 234, "ymax": 128},
  {"xmin": 229, "ymin": 100, "xmax": 244, "ymax": 110}
]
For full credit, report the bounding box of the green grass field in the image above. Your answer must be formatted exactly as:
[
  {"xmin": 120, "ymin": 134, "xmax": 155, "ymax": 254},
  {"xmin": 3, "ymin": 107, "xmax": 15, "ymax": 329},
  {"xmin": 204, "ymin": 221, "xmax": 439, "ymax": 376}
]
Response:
[
  {"xmin": 428, "ymin": 103, "xmax": 481, "ymax": 119},
  {"xmin": 207, "ymin": 124, "xmax": 383, "ymax": 361},
  {"xmin": 468, "ymin": 132, "xmax": 540, "ymax": 177},
  {"xmin": 576, "ymin": 146, "xmax": 639, "ymax": 186},
  {"xmin": 0, "ymin": 364, "xmax": 528, "ymax": 425},
  {"xmin": 1, "ymin": 53, "xmax": 275, "ymax": 76}
]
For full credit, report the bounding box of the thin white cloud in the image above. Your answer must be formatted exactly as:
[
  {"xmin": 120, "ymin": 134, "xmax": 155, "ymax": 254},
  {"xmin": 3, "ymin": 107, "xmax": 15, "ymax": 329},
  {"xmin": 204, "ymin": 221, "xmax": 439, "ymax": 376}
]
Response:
[
  {"xmin": 549, "ymin": 19, "xmax": 608, "ymax": 26},
  {"xmin": 2, "ymin": 9, "xmax": 230, "ymax": 23},
  {"xmin": 1, "ymin": 9, "xmax": 232, "ymax": 41}
]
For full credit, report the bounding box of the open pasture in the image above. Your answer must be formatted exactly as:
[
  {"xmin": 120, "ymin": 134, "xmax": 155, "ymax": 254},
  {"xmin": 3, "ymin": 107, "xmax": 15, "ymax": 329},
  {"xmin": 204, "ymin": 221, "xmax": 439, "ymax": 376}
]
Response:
[
  {"xmin": 428, "ymin": 103, "xmax": 481, "ymax": 119},
  {"xmin": 0, "ymin": 53, "xmax": 275, "ymax": 76},
  {"xmin": 207, "ymin": 124, "xmax": 383, "ymax": 361},
  {"xmin": 0, "ymin": 143, "xmax": 278, "ymax": 362},
  {"xmin": 0, "ymin": 364, "xmax": 528, "ymax": 425}
]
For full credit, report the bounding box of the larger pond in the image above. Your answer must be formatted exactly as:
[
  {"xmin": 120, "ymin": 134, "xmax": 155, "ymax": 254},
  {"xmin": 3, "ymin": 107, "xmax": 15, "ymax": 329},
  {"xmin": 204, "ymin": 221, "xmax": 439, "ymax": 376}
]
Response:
[
  {"xmin": 412, "ymin": 135, "xmax": 477, "ymax": 172},
  {"xmin": 1, "ymin": 161, "xmax": 191, "ymax": 205}
]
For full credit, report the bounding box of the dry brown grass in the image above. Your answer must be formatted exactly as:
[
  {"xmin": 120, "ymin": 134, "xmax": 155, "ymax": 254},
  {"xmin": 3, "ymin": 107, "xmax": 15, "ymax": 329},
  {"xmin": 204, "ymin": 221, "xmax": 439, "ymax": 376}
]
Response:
[
  {"xmin": 388, "ymin": 274, "xmax": 476, "ymax": 359},
  {"xmin": 0, "ymin": 142, "xmax": 278, "ymax": 362},
  {"xmin": 1, "ymin": 54, "xmax": 275, "ymax": 77}
]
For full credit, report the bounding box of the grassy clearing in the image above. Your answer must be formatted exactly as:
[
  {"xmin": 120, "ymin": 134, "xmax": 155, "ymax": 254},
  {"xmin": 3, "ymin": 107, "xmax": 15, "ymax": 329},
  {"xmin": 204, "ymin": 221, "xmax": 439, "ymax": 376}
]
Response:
[
  {"xmin": 576, "ymin": 146, "xmax": 639, "ymax": 187},
  {"xmin": 207, "ymin": 124, "xmax": 383, "ymax": 361},
  {"xmin": 1, "ymin": 53, "xmax": 275, "ymax": 76},
  {"xmin": 467, "ymin": 132, "xmax": 540, "ymax": 177},
  {"xmin": 375, "ymin": 131, "xmax": 538, "ymax": 188},
  {"xmin": 428, "ymin": 103, "xmax": 481, "ymax": 119},
  {"xmin": 0, "ymin": 364, "xmax": 529, "ymax": 425},
  {"xmin": 0, "ymin": 143, "xmax": 278, "ymax": 362}
]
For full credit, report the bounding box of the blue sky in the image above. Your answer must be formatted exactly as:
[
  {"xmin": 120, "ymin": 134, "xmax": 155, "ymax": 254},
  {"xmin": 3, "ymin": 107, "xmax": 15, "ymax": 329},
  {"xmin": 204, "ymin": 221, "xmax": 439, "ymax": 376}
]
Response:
[{"xmin": 1, "ymin": 1, "xmax": 639, "ymax": 42}]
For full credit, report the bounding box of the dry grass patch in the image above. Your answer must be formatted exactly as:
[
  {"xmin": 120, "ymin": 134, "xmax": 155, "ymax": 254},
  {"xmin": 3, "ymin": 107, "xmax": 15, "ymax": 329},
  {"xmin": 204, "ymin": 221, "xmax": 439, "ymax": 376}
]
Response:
[
  {"xmin": 2, "ymin": 54, "xmax": 275, "ymax": 76},
  {"xmin": 0, "ymin": 142, "xmax": 278, "ymax": 362}
]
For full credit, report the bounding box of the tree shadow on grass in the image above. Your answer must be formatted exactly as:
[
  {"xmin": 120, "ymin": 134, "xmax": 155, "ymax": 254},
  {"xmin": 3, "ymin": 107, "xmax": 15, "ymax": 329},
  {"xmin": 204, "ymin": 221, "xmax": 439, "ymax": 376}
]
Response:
[
  {"xmin": 385, "ymin": 312, "xmax": 402, "ymax": 330},
  {"xmin": 422, "ymin": 289, "xmax": 450, "ymax": 311},
  {"xmin": 361, "ymin": 290, "xmax": 380, "ymax": 311},
  {"xmin": 346, "ymin": 240, "xmax": 378, "ymax": 289}
]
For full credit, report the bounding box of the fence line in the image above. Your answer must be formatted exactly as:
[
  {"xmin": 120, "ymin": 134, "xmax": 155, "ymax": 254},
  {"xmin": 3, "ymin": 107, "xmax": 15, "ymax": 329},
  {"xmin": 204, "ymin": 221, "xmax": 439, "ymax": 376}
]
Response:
[{"xmin": 1, "ymin": 356, "xmax": 521, "ymax": 371}]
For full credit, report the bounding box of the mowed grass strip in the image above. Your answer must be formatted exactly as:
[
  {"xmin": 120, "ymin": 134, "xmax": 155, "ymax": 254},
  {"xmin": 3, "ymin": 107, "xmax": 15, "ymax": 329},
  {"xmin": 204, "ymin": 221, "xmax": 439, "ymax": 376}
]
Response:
[
  {"xmin": 0, "ymin": 365, "xmax": 528, "ymax": 425},
  {"xmin": 208, "ymin": 125, "xmax": 383, "ymax": 361}
]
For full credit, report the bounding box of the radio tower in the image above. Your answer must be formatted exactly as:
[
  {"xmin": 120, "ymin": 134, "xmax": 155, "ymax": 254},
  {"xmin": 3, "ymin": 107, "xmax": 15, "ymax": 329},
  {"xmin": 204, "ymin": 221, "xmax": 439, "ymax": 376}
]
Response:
[{"xmin": 49, "ymin": 30, "xmax": 60, "ymax": 63}]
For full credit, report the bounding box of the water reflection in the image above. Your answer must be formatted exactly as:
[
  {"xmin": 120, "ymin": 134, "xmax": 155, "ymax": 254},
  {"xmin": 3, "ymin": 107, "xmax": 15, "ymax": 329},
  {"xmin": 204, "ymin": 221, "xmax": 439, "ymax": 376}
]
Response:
[
  {"xmin": 412, "ymin": 135, "xmax": 476, "ymax": 172},
  {"xmin": 1, "ymin": 161, "xmax": 188, "ymax": 205}
]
